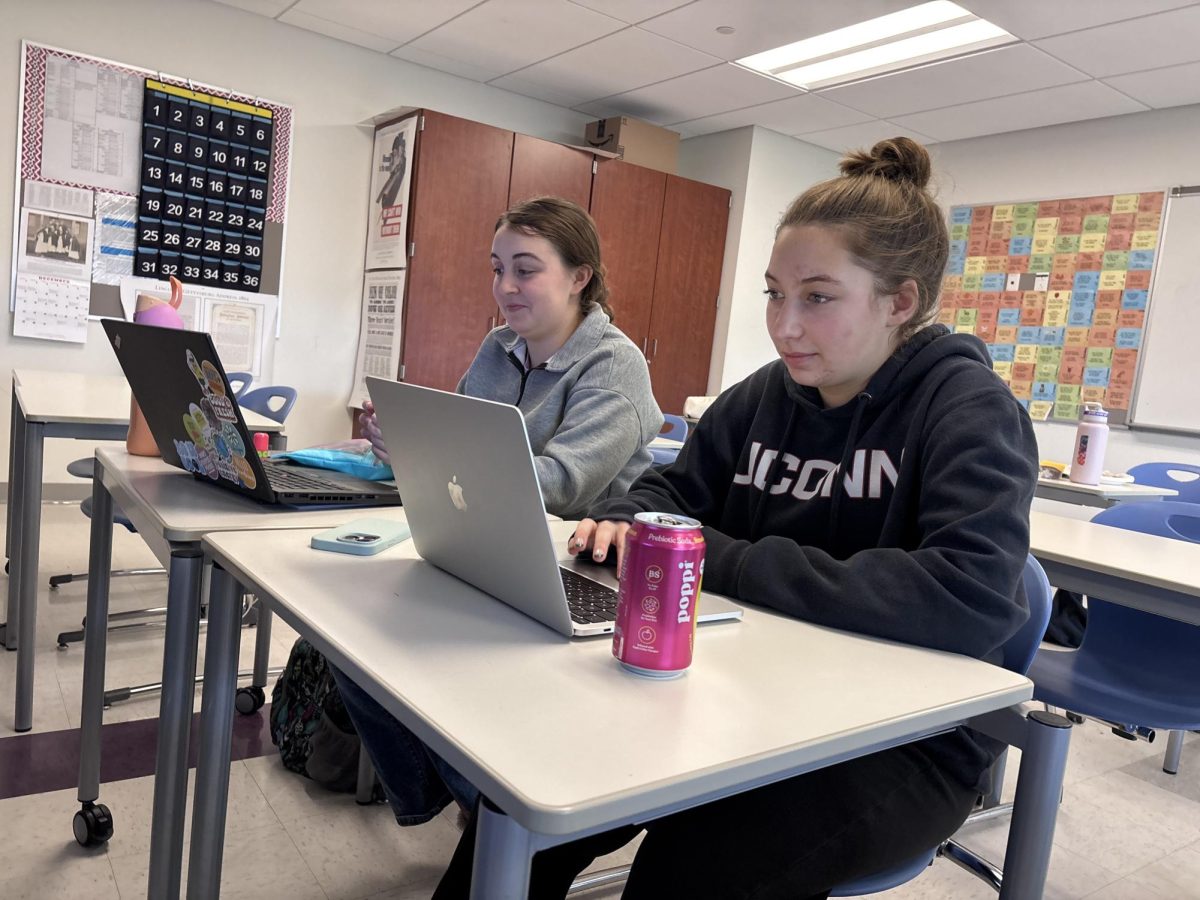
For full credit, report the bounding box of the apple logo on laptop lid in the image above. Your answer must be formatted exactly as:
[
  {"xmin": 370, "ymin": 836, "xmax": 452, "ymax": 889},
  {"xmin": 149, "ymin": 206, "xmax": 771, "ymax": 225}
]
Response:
[{"xmin": 447, "ymin": 475, "xmax": 468, "ymax": 511}]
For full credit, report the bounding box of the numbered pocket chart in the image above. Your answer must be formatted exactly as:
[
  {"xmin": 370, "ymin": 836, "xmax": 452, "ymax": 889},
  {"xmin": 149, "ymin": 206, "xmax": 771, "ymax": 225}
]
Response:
[
  {"xmin": 941, "ymin": 192, "xmax": 1165, "ymax": 425},
  {"xmin": 136, "ymin": 79, "xmax": 277, "ymax": 292},
  {"xmin": 15, "ymin": 43, "xmax": 292, "ymax": 318}
]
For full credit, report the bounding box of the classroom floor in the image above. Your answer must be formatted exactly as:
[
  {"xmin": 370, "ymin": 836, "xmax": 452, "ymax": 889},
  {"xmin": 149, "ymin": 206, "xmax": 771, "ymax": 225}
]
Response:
[{"xmin": 1, "ymin": 501, "xmax": 1198, "ymax": 899}]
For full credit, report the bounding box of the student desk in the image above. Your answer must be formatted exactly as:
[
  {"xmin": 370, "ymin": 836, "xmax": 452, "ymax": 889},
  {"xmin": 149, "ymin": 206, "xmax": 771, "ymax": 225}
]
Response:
[
  {"xmin": 4, "ymin": 368, "xmax": 282, "ymax": 732},
  {"xmin": 185, "ymin": 522, "xmax": 1070, "ymax": 900},
  {"xmin": 73, "ymin": 447, "xmax": 401, "ymax": 899},
  {"xmin": 1029, "ymin": 510, "xmax": 1200, "ymax": 627},
  {"xmin": 1034, "ymin": 475, "xmax": 1176, "ymax": 508}
]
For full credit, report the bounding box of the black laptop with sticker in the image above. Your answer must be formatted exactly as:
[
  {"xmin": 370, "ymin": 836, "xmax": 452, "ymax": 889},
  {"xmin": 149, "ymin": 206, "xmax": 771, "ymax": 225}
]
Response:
[{"xmin": 102, "ymin": 320, "xmax": 399, "ymax": 507}]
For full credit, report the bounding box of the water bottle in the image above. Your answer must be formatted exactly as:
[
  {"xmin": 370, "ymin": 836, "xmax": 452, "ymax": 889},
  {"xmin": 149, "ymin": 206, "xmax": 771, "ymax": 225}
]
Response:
[{"xmin": 1068, "ymin": 402, "xmax": 1109, "ymax": 486}]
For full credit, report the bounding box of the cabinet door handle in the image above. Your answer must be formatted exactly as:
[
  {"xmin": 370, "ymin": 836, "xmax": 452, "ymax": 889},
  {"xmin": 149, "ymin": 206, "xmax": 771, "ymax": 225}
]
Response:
[
  {"xmin": 488, "ymin": 316, "xmax": 496, "ymax": 332},
  {"xmin": 651, "ymin": 338, "xmax": 658, "ymax": 358},
  {"xmin": 641, "ymin": 336, "xmax": 648, "ymax": 355}
]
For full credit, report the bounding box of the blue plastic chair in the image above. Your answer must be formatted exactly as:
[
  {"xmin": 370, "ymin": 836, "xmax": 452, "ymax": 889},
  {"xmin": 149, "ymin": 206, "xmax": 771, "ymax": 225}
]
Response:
[
  {"xmin": 650, "ymin": 414, "xmax": 688, "ymax": 467},
  {"xmin": 829, "ymin": 554, "xmax": 1053, "ymax": 897},
  {"xmin": 1028, "ymin": 500, "xmax": 1200, "ymax": 777},
  {"xmin": 238, "ymin": 385, "xmax": 297, "ymax": 425},
  {"xmin": 226, "ymin": 371, "xmax": 254, "ymax": 399},
  {"xmin": 1128, "ymin": 461, "xmax": 1200, "ymax": 509}
]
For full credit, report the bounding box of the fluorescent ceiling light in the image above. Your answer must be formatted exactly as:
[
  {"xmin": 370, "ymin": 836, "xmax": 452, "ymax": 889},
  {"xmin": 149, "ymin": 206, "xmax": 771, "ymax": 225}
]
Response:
[{"xmin": 736, "ymin": 1, "xmax": 1016, "ymax": 91}]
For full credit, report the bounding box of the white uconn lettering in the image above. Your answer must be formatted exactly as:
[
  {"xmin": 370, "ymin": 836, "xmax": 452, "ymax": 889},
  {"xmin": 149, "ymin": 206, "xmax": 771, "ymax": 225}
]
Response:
[{"xmin": 733, "ymin": 444, "xmax": 900, "ymax": 501}]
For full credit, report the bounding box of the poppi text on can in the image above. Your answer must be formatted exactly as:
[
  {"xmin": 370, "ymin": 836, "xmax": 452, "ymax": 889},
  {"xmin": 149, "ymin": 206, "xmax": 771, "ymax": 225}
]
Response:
[{"xmin": 612, "ymin": 512, "xmax": 706, "ymax": 678}]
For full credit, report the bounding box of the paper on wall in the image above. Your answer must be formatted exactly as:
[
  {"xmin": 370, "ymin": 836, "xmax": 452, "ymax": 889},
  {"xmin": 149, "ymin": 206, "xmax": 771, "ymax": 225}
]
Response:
[
  {"xmin": 39, "ymin": 53, "xmax": 143, "ymax": 194},
  {"xmin": 348, "ymin": 269, "xmax": 406, "ymax": 408},
  {"xmin": 205, "ymin": 298, "xmax": 266, "ymax": 376},
  {"xmin": 13, "ymin": 272, "xmax": 90, "ymax": 343},
  {"xmin": 17, "ymin": 207, "xmax": 94, "ymax": 281},
  {"xmin": 22, "ymin": 180, "xmax": 94, "ymax": 217},
  {"xmin": 92, "ymin": 192, "xmax": 137, "ymax": 285},
  {"xmin": 365, "ymin": 117, "xmax": 417, "ymax": 270}
]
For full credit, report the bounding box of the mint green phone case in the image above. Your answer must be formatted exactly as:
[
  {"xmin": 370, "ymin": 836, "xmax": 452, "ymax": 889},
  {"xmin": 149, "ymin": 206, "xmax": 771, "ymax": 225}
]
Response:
[{"xmin": 310, "ymin": 518, "xmax": 411, "ymax": 556}]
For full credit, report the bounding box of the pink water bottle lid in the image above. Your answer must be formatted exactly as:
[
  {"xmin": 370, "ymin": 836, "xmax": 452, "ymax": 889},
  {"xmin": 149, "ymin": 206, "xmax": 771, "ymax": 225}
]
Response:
[{"xmin": 252, "ymin": 432, "xmax": 270, "ymax": 455}]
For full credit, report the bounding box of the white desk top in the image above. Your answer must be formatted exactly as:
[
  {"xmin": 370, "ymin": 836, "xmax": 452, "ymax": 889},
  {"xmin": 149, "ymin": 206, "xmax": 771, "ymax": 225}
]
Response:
[
  {"xmin": 203, "ymin": 520, "xmax": 1031, "ymax": 836},
  {"xmin": 13, "ymin": 368, "xmax": 282, "ymax": 432},
  {"xmin": 1030, "ymin": 510, "xmax": 1200, "ymax": 601},
  {"xmin": 648, "ymin": 436, "xmax": 684, "ymax": 450},
  {"xmin": 1035, "ymin": 476, "xmax": 1176, "ymax": 502},
  {"xmin": 95, "ymin": 447, "xmax": 398, "ymax": 546}
]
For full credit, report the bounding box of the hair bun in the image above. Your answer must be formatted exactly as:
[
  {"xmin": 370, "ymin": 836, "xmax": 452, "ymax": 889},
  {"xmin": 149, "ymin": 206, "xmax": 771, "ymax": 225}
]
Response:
[{"xmin": 839, "ymin": 137, "xmax": 931, "ymax": 189}]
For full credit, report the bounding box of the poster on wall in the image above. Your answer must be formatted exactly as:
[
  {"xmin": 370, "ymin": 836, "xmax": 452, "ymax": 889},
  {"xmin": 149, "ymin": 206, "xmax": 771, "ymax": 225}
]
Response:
[
  {"xmin": 364, "ymin": 117, "xmax": 417, "ymax": 270},
  {"xmin": 18, "ymin": 208, "xmax": 94, "ymax": 280},
  {"xmin": 348, "ymin": 269, "xmax": 406, "ymax": 408},
  {"xmin": 942, "ymin": 191, "xmax": 1165, "ymax": 426}
]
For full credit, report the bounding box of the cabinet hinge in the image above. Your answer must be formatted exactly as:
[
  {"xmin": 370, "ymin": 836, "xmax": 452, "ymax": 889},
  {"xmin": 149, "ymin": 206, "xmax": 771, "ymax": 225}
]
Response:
[
  {"xmin": 418, "ymin": 115, "xmax": 425, "ymax": 131},
  {"xmin": 398, "ymin": 364, "xmax": 406, "ymax": 380},
  {"xmin": 409, "ymin": 242, "xmax": 415, "ymax": 257}
]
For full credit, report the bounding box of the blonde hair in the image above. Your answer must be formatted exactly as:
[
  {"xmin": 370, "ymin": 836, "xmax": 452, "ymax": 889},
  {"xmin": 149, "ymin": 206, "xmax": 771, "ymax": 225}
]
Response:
[{"xmin": 777, "ymin": 137, "xmax": 947, "ymax": 344}]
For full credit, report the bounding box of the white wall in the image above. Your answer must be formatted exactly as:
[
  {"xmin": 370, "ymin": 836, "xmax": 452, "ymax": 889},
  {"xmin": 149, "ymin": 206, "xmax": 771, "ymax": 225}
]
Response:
[
  {"xmin": 2, "ymin": 0, "xmax": 591, "ymax": 489},
  {"xmin": 930, "ymin": 105, "xmax": 1200, "ymax": 472},
  {"xmin": 679, "ymin": 126, "xmax": 839, "ymax": 393}
]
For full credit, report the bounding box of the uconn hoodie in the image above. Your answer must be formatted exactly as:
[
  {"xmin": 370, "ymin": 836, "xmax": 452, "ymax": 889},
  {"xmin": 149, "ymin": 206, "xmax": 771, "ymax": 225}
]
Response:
[{"xmin": 589, "ymin": 325, "xmax": 1039, "ymax": 791}]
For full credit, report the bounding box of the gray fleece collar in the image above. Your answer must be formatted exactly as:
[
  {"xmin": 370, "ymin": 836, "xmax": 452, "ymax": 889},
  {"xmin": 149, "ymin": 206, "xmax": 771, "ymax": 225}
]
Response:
[{"xmin": 494, "ymin": 308, "xmax": 611, "ymax": 373}]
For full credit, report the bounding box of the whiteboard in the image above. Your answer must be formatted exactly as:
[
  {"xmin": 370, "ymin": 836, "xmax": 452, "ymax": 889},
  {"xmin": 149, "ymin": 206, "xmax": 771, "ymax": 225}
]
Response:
[{"xmin": 1130, "ymin": 187, "xmax": 1200, "ymax": 434}]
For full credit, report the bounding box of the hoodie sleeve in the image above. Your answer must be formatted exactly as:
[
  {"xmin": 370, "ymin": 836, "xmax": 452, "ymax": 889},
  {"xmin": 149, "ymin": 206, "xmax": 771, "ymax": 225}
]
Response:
[{"xmin": 713, "ymin": 384, "xmax": 1037, "ymax": 658}]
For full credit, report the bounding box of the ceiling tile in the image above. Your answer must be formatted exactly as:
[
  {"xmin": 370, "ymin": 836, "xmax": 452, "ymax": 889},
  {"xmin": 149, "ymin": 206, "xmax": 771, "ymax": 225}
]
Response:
[
  {"xmin": 389, "ymin": 44, "xmax": 506, "ymax": 83},
  {"xmin": 278, "ymin": 9, "xmax": 404, "ymax": 52},
  {"xmin": 402, "ymin": 0, "xmax": 625, "ymax": 82},
  {"xmin": 819, "ymin": 44, "xmax": 1089, "ymax": 118},
  {"xmin": 637, "ymin": 0, "xmax": 923, "ymax": 60},
  {"xmin": 1034, "ymin": 5, "xmax": 1200, "ymax": 78},
  {"xmin": 1104, "ymin": 61, "xmax": 1200, "ymax": 109},
  {"xmin": 490, "ymin": 27, "xmax": 720, "ymax": 107},
  {"xmin": 575, "ymin": 63, "xmax": 800, "ymax": 125},
  {"xmin": 289, "ymin": 0, "xmax": 481, "ymax": 45},
  {"xmin": 793, "ymin": 120, "xmax": 937, "ymax": 154},
  {"xmin": 960, "ymin": 0, "xmax": 1198, "ymax": 41},
  {"xmin": 892, "ymin": 81, "xmax": 1148, "ymax": 143},
  {"xmin": 567, "ymin": 0, "xmax": 694, "ymax": 25},
  {"xmin": 212, "ymin": 0, "xmax": 294, "ymax": 15},
  {"xmin": 674, "ymin": 93, "xmax": 871, "ymax": 139}
]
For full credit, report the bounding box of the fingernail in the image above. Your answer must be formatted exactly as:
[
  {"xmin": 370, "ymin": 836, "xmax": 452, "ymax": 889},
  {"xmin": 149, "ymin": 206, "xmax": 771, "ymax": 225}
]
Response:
[{"xmin": 593, "ymin": 550, "xmax": 604, "ymax": 560}]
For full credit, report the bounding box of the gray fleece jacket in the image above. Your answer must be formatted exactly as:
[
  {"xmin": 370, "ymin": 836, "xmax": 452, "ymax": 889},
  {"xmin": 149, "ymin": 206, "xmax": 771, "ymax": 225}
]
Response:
[{"xmin": 456, "ymin": 308, "xmax": 663, "ymax": 520}]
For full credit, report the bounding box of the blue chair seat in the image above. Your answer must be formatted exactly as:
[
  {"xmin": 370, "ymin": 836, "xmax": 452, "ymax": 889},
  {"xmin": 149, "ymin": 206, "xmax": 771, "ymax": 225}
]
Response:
[
  {"xmin": 829, "ymin": 848, "xmax": 936, "ymax": 896},
  {"xmin": 81, "ymin": 495, "xmax": 136, "ymax": 533}
]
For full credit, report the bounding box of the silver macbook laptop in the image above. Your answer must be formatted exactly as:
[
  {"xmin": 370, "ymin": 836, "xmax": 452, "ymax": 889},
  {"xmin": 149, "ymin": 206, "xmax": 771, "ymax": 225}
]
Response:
[{"xmin": 366, "ymin": 377, "xmax": 743, "ymax": 638}]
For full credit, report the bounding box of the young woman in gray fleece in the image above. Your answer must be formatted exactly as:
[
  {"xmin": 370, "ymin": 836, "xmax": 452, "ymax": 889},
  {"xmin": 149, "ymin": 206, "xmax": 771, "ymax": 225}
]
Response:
[{"xmin": 339, "ymin": 195, "xmax": 664, "ymax": 825}]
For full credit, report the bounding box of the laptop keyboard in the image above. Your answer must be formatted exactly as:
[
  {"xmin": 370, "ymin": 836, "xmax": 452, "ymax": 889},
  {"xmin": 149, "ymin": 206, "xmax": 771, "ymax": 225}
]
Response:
[
  {"xmin": 560, "ymin": 568, "xmax": 619, "ymax": 625},
  {"xmin": 263, "ymin": 463, "xmax": 375, "ymax": 495}
]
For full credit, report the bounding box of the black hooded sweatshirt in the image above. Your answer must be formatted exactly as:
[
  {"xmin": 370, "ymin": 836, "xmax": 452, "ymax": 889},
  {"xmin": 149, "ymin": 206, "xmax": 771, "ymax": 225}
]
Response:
[{"xmin": 589, "ymin": 325, "xmax": 1040, "ymax": 791}]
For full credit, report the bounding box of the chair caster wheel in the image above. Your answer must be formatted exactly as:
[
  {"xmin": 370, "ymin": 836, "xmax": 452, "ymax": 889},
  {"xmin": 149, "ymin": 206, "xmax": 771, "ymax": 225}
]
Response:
[
  {"xmin": 235, "ymin": 685, "xmax": 265, "ymax": 714},
  {"xmin": 73, "ymin": 802, "xmax": 114, "ymax": 846}
]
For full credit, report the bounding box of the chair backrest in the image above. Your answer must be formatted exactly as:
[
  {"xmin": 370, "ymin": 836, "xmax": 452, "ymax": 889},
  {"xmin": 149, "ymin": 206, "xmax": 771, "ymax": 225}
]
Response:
[
  {"xmin": 1081, "ymin": 501, "xmax": 1200, "ymax": 664},
  {"xmin": 238, "ymin": 385, "xmax": 298, "ymax": 424},
  {"xmin": 660, "ymin": 414, "xmax": 688, "ymax": 442},
  {"xmin": 1001, "ymin": 554, "xmax": 1054, "ymax": 675},
  {"xmin": 226, "ymin": 371, "xmax": 254, "ymax": 399},
  {"xmin": 1127, "ymin": 462, "xmax": 1200, "ymax": 505}
]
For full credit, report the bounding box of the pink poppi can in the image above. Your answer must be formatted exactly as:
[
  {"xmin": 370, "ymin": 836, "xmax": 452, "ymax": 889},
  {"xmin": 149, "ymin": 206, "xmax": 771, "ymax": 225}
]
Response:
[{"xmin": 613, "ymin": 512, "xmax": 706, "ymax": 678}]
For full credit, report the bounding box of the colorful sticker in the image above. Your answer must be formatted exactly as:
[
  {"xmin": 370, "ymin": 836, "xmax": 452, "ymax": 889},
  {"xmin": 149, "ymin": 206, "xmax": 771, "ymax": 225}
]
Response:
[
  {"xmin": 208, "ymin": 393, "xmax": 238, "ymax": 423},
  {"xmin": 186, "ymin": 350, "xmax": 207, "ymax": 389},
  {"xmin": 221, "ymin": 423, "xmax": 246, "ymax": 456},
  {"xmin": 201, "ymin": 360, "xmax": 226, "ymax": 396},
  {"xmin": 234, "ymin": 455, "xmax": 257, "ymax": 489}
]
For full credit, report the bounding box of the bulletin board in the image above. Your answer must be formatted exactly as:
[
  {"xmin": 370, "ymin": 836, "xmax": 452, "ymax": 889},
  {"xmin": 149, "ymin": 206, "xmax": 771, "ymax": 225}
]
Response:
[
  {"xmin": 942, "ymin": 190, "xmax": 1165, "ymax": 426},
  {"xmin": 9, "ymin": 41, "xmax": 292, "ymax": 338}
]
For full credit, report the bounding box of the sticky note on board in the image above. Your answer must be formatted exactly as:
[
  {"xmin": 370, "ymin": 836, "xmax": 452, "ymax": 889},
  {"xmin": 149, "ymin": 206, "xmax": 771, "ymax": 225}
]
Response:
[
  {"xmin": 1035, "ymin": 361, "xmax": 1061, "ymax": 382},
  {"xmin": 1081, "ymin": 386, "xmax": 1107, "ymax": 404},
  {"xmin": 1065, "ymin": 328, "xmax": 1091, "ymax": 347},
  {"xmin": 992, "ymin": 360, "xmax": 1013, "ymax": 380},
  {"xmin": 1042, "ymin": 307, "xmax": 1068, "ymax": 327},
  {"xmin": 1102, "ymin": 251, "xmax": 1129, "ymax": 270},
  {"xmin": 1111, "ymin": 194, "xmax": 1139, "ymax": 214},
  {"xmin": 1057, "ymin": 384, "xmax": 1082, "ymax": 402},
  {"xmin": 1115, "ymin": 327, "xmax": 1143, "ymax": 349},
  {"xmin": 1011, "ymin": 219, "xmax": 1034, "ymax": 238},
  {"xmin": 1054, "ymin": 235, "xmax": 1081, "ymax": 253},
  {"xmin": 1086, "ymin": 347, "xmax": 1113, "ymax": 367},
  {"xmin": 1128, "ymin": 250, "xmax": 1155, "ymax": 270},
  {"xmin": 993, "ymin": 204, "xmax": 1014, "ymax": 222},
  {"xmin": 950, "ymin": 206, "xmax": 973, "ymax": 224},
  {"xmin": 1079, "ymin": 233, "xmax": 1106, "ymax": 252},
  {"xmin": 1121, "ymin": 290, "xmax": 1148, "ymax": 309},
  {"xmin": 1015, "ymin": 344, "xmax": 1038, "ymax": 363},
  {"xmin": 1131, "ymin": 231, "xmax": 1158, "ymax": 250},
  {"xmin": 1053, "ymin": 400, "xmax": 1081, "ymax": 421},
  {"xmin": 1034, "ymin": 218, "xmax": 1059, "ymax": 237},
  {"xmin": 1099, "ymin": 270, "xmax": 1127, "ymax": 291},
  {"xmin": 1092, "ymin": 309, "xmax": 1118, "ymax": 327},
  {"xmin": 1010, "ymin": 380, "xmax": 1033, "ymax": 399},
  {"xmin": 1028, "ymin": 401, "xmax": 1053, "ymax": 421},
  {"xmin": 956, "ymin": 308, "xmax": 978, "ymax": 327},
  {"xmin": 1106, "ymin": 230, "xmax": 1132, "ymax": 251},
  {"xmin": 990, "ymin": 343, "xmax": 1015, "ymax": 362},
  {"xmin": 964, "ymin": 257, "xmax": 987, "ymax": 275},
  {"xmin": 1033, "ymin": 381, "xmax": 1058, "ymax": 401},
  {"xmin": 1036, "ymin": 345, "xmax": 1062, "ymax": 364},
  {"xmin": 1083, "ymin": 367, "xmax": 1111, "ymax": 387},
  {"xmin": 995, "ymin": 326, "xmax": 1018, "ymax": 344}
]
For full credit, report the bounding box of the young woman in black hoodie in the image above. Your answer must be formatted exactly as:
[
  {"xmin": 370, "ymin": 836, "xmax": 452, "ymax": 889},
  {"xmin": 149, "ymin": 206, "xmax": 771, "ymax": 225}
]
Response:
[{"xmin": 433, "ymin": 137, "xmax": 1040, "ymax": 899}]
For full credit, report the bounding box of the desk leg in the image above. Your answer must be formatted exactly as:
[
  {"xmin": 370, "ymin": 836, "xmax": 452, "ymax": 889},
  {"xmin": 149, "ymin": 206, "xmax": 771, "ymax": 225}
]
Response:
[
  {"xmin": 73, "ymin": 473, "xmax": 115, "ymax": 845},
  {"xmin": 187, "ymin": 564, "xmax": 244, "ymax": 900},
  {"xmin": 13, "ymin": 418, "xmax": 44, "ymax": 731},
  {"xmin": 998, "ymin": 710, "xmax": 1072, "ymax": 899},
  {"xmin": 472, "ymin": 798, "xmax": 534, "ymax": 899},
  {"xmin": 4, "ymin": 385, "xmax": 27, "ymax": 651},
  {"xmin": 252, "ymin": 602, "xmax": 272, "ymax": 687},
  {"xmin": 146, "ymin": 547, "xmax": 204, "ymax": 900}
]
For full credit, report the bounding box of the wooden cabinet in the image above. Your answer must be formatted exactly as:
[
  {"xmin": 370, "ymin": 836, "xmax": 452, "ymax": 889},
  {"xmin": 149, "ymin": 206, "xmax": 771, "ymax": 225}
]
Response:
[
  {"xmin": 401, "ymin": 111, "xmax": 513, "ymax": 391},
  {"xmin": 385, "ymin": 109, "xmax": 730, "ymax": 417},
  {"xmin": 643, "ymin": 175, "xmax": 730, "ymax": 414},
  {"xmin": 588, "ymin": 159, "xmax": 665, "ymax": 361},
  {"xmin": 508, "ymin": 133, "xmax": 593, "ymax": 209}
]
